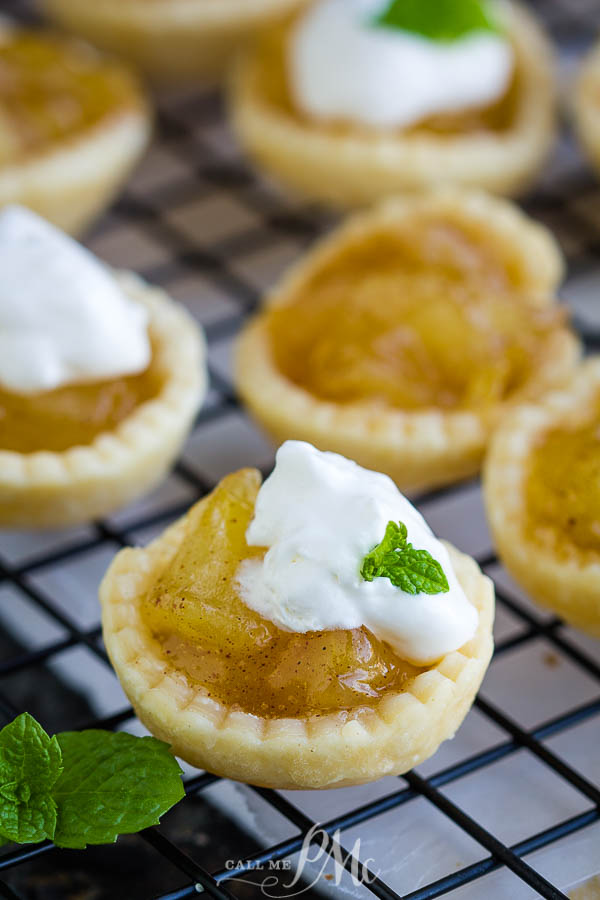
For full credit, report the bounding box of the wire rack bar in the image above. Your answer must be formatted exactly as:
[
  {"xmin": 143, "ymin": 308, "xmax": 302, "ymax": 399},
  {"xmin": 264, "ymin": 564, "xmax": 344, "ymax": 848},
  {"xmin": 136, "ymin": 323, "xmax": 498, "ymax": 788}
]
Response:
[
  {"xmin": 474, "ymin": 696, "xmax": 600, "ymax": 806},
  {"xmin": 401, "ymin": 810, "xmax": 600, "ymax": 900},
  {"xmin": 403, "ymin": 772, "xmax": 570, "ymax": 900}
]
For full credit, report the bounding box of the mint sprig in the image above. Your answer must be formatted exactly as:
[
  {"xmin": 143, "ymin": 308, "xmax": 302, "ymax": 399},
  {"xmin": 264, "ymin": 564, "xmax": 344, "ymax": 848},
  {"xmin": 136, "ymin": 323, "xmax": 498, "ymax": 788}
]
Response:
[
  {"xmin": 0, "ymin": 714, "xmax": 184, "ymax": 849},
  {"xmin": 361, "ymin": 521, "xmax": 450, "ymax": 595},
  {"xmin": 0, "ymin": 714, "xmax": 62, "ymax": 844},
  {"xmin": 373, "ymin": 0, "xmax": 500, "ymax": 42}
]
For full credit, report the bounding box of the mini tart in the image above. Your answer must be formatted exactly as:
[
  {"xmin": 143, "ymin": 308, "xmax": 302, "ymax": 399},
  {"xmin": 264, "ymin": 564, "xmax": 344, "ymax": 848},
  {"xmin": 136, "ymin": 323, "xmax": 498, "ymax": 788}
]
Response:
[
  {"xmin": 0, "ymin": 272, "xmax": 206, "ymax": 529},
  {"xmin": 484, "ymin": 359, "xmax": 600, "ymax": 638},
  {"xmin": 235, "ymin": 190, "xmax": 580, "ymax": 494},
  {"xmin": 574, "ymin": 41, "xmax": 600, "ymax": 179},
  {"xmin": 230, "ymin": 2, "xmax": 556, "ymax": 207},
  {"xmin": 0, "ymin": 26, "xmax": 151, "ymax": 234},
  {"xmin": 100, "ymin": 467, "xmax": 494, "ymax": 790},
  {"xmin": 42, "ymin": 0, "xmax": 306, "ymax": 85}
]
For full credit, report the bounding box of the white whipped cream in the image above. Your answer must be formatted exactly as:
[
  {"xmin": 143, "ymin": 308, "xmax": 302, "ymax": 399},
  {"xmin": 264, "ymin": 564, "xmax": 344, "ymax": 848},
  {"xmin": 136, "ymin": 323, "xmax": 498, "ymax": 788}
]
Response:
[
  {"xmin": 289, "ymin": 0, "xmax": 513, "ymax": 129},
  {"xmin": 0, "ymin": 206, "xmax": 151, "ymax": 395},
  {"xmin": 237, "ymin": 442, "xmax": 478, "ymax": 666}
]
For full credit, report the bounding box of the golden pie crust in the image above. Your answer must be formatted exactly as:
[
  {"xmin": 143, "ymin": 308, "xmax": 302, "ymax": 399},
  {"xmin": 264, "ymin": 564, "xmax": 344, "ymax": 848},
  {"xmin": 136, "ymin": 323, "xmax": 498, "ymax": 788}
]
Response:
[
  {"xmin": 100, "ymin": 480, "xmax": 494, "ymax": 790},
  {"xmin": 42, "ymin": 0, "xmax": 306, "ymax": 85},
  {"xmin": 574, "ymin": 41, "xmax": 600, "ymax": 179},
  {"xmin": 230, "ymin": 2, "xmax": 556, "ymax": 207},
  {"xmin": 0, "ymin": 26, "xmax": 151, "ymax": 235},
  {"xmin": 0, "ymin": 272, "xmax": 206, "ymax": 529},
  {"xmin": 235, "ymin": 190, "xmax": 580, "ymax": 494},
  {"xmin": 484, "ymin": 359, "xmax": 600, "ymax": 637}
]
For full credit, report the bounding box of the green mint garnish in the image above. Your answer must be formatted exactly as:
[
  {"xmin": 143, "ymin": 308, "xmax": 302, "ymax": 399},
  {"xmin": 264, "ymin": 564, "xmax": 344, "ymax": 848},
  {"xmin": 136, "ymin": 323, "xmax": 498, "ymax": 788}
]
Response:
[
  {"xmin": 0, "ymin": 713, "xmax": 62, "ymax": 844},
  {"xmin": 372, "ymin": 0, "xmax": 500, "ymax": 42},
  {"xmin": 53, "ymin": 730, "xmax": 185, "ymax": 849},
  {"xmin": 361, "ymin": 521, "xmax": 450, "ymax": 595},
  {"xmin": 0, "ymin": 714, "xmax": 185, "ymax": 849}
]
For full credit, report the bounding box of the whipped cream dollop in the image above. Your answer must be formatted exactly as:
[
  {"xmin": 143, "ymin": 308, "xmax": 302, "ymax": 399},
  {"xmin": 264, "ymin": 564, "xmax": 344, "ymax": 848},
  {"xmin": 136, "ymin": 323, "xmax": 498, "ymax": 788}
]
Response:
[
  {"xmin": 237, "ymin": 442, "xmax": 478, "ymax": 666},
  {"xmin": 0, "ymin": 206, "xmax": 151, "ymax": 395},
  {"xmin": 289, "ymin": 0, "xmax": 513, "ymax": 129}
]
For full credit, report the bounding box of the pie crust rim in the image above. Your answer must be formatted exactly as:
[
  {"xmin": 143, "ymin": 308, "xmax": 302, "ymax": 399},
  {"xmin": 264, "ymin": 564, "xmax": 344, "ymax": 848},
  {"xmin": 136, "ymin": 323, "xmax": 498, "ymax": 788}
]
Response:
[
  {"xmin": 42, "ymin": 0, "xmax": 307, "ymax": 84},
  {"xmin": 574, "ymin": 41, "xmax": 600, "ymax": 179}
]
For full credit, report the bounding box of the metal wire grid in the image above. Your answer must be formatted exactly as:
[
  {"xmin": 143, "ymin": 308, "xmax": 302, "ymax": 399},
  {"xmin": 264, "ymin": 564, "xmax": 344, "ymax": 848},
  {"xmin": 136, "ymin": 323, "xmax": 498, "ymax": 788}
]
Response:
[{"xmin": 0, "ymin": 0, "xmax": 599, "ymax": 897}]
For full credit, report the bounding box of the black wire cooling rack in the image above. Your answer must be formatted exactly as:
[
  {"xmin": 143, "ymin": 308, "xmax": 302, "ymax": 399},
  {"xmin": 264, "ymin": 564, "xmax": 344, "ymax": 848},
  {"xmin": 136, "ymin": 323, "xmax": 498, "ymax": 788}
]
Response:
[{"xmin": 1, "ymin": 0, "xmax": 600, "ymax": 898}]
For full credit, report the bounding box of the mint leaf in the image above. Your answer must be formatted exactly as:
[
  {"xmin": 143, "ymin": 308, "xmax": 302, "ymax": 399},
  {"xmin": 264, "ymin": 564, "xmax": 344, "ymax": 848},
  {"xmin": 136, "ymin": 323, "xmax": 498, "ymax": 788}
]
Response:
[
  {"xmin": 0, "ymin": 716, "xmax": 186, "ymax": 850},
  {"xmin": 373, "ymin": 0, "xmax": 499, "ymax": 42},
  {"xmin": 53, "ymin": 731, "xmax": 184, "ymax": 849},
  {"xmin": 361, "ymin": 521, "xmax": 450, "ymax": 595},
  {"xmin": 0, "ymin": 713, "xmax": 62, "ymax": 844}
]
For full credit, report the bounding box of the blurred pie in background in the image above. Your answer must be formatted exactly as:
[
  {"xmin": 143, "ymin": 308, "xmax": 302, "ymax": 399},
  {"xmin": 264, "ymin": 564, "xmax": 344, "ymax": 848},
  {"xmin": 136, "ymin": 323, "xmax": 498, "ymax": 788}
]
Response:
[
  {"xmin": 484, "ymin": 359, "xmax": 600, "ymax": 637},
  {"xmin": 0, "ymin": 25, "xmax": 151, "ymax": 233},
  {"xmin": 41, "ymin": 0, "xmax": 307, "ymax": 85},
  {"xmin": 230, "ymin": 0, "xmax": 557, "ymax": 207},
  {"xmin": 235, "ymin": 190, "xmax": 580, "ymax": 493},
  {"xmin": 0, "ymin": 207, "xmax": 206, "ymax": 529},
  {"xmin": 574, "ymin": 39, "xmax": 600, "ymax": 180}
]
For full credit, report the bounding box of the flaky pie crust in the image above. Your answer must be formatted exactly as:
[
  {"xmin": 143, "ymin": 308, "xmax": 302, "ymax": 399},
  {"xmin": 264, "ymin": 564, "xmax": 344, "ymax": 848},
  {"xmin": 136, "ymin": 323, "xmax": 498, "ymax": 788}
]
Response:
[
  {"xmin": 43, "ymin": 0, "xmax": 306, "ymax": 85},
  {"xmin": 574, "ymin": 41, "xmax": 600, "ymax": 180},
  {"xmin": 483, "ymin": 359, "xmax": 600, "ymax": 637},
  {"xmin": 100, "ymin": 488, "xmax": 494, "ymax": 790},
  {"xmin": 0, "ymin": 272, "xmax": 206, "ymax": 529},
  {"xmin": 235, "ymin": 190, "xmax": 580, "ymax": 494},
  {"xmin": 230, "ymin": 2, "xmax": 556, "ymax": 206},
  {"xmin": 0, "ymin": 25, "xmax": 151, "ymax": 235}
]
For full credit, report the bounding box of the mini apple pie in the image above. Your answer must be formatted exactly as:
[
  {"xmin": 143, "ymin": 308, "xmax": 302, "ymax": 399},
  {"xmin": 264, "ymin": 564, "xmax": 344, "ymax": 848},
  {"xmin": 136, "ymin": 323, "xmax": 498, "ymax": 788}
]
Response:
[
  {"xmin": 42, "ymin": 0, "xmax": 306, "ymax": 85},
  {"xmin": 0, "ymin": 25, "xmax": 151, "ymax": 234},
  {"xmin": 484, "ymin": 360, "xmax": 600, "ymax": 637},
  {"xmin": 101, "ymin": 441, "xmax": 494, "ymax": 789},
  {"xmin": 230, "ymin": 0, "xmax": 556, "ymax": 207},
  {"xmin": 0, "ymin": 207, "xmax": 206, "ymax": 528},
  {"xmin": 574, "ymin": 41, "xmax": 600, "ymax": 180},
  {"xmin": 236, "ymin": 190, "xmax": 580, "ymax": 494}
]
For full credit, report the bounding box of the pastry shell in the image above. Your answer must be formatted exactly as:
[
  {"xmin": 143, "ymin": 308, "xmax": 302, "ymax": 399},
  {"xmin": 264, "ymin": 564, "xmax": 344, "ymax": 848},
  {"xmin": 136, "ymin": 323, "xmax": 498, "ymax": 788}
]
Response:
[
  {"xmin": 230, "ymin": 2, "xmax": 556, "ymax": 207},
  {"xmin": 235, "ymin": 190, "xmax": 580, "ymax": 494},
  {"xmin": 0, "ymin": 272, "xmax": 206, "ymax": 529},
  {"xmin": 574, "ymin": 41, "xmax": 600, "ymax": 180},
  {"xmin": 100, "ymin": 493, "xmax": 494, "ymax": 790},
  {"xmin": 0, "ymin": 26, "xmax": 151, "ymax": 235},
  {"xmin": 42, "ymin": 0, "xmax": 306, "ymax": 85},
  {"xmin": 483, "ymin": 359, "xmax": 600, "ymax": 637}
]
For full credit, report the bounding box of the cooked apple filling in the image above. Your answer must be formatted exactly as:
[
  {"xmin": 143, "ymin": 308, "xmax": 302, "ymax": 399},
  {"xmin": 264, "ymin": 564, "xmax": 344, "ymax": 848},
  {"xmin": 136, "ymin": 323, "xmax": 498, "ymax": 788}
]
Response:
[
  {"xmin": 142, "ymin": 469, "xmax": 427, "ymax": 718},
  {"xmin": 256, "ymin": 25, "xmax": 519, "ymax": 136},
  {"xmin": 0, "ymin": 355, "xmax": 161, "ymax": 453},
  {"xmin": 267, "ymin": 227, "xmax": 566, "ymax": 412},
  {"xmin": 0, "ymin": 31, "xmax": 144, "ymax": 166},
  {"xmin": 525, "ymin": 402, "xmax": 600, "ymax": 560}
]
